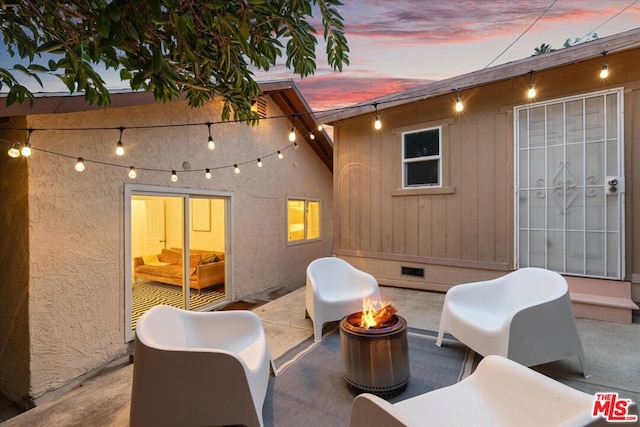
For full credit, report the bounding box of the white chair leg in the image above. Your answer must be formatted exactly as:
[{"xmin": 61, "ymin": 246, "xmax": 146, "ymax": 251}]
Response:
[
  {"xmin": 314, "ymin": 321, "xmax": 323, "ymax": 343},
  {"xmin": 436, "ymin": 327, "xmax": 445, "ymax": 347},
  {"xmin": 577, "ymin": 354, "xmax": 590, "ymax": 378}
]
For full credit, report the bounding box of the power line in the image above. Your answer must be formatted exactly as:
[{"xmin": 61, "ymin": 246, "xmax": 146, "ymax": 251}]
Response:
[
  {"xmin": 484, "ymin": 0, "xmax": 558, "ymax": 69},
  {"xmin": 580, "ymin": 0, "xmax": 639, "ymax": 41}
]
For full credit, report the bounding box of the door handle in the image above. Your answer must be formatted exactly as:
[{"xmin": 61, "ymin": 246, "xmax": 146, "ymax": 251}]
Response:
[{"xmin": 606, "ymin": 176, "xmax": 623, "ymax": 195}]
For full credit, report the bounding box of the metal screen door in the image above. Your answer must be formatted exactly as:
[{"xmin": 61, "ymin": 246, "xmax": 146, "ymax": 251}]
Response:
[{"xmin": 515, "ymin": 89, "xmax": 624, "ymax": 279}]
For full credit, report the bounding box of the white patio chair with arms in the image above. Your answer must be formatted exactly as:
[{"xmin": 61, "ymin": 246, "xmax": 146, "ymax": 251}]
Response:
[
  {"xmin": 436, "ymin": 267, "xmax": 589, "ymax": 377},
  {"xmin": 305, "ymin": 257, "xmax": 381, "ymax": 342},
  {"xmin": 349, "ymin": 355, "xmax": 622, "ymax": 427},
  {"xmin": 130, "ymin": 305, "xmax": 276, "ymax": 427}
]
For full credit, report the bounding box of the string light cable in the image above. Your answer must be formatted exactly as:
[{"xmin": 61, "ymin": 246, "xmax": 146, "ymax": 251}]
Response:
[{"xmin": 3, "ymin": 23, "xmax": 639, "ymax": 177}]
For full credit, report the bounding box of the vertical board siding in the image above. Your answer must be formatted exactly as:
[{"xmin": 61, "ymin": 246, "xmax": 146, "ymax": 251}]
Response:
[
  {"xmin": 459, "ymin": 111, "xmax": 479, "ymax": 261},
  {"xmin": 334, "ymin": 47, "xmax": 640, "ymax": 282}
]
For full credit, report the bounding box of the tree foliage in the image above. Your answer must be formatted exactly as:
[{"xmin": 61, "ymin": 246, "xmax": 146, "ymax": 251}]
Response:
[
  {"xmin": 0, "ymin": 0, "xmax": 350, "ymax": 121},
  {"xmin": 532, "ymin": 43, "xmax": 553, "ymax": 55}
]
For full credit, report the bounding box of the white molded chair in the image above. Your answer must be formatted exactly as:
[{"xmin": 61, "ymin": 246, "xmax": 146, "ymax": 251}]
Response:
[
  {"xmin": 436, "ymin": 267, "xmax": 589, "ymax": 377},
  {"xmin": 305, "ymin": 257, "xmax": 381, "ymax": 342},
  {"xmin": 350, "ymin": 355, "xmax": 621, "ymax": 427},
  {"xmin": 130, "ymin": 305, "xmax": 276, "ymax": 427}
]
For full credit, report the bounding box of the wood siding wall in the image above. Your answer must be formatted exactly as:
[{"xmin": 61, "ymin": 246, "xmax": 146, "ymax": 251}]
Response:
[{"xmin": 333, "ymin": 48, "xmax": 640, "ymax": 291}]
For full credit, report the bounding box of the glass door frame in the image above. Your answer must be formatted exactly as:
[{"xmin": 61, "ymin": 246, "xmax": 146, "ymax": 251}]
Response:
[{"xmin": 124, "ymin": 183, "xmax": 234, "ymax": 342}]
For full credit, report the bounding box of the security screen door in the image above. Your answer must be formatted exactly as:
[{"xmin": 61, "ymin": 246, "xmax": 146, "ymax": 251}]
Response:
[{"xmin": 515, "ymin": 89, "xmax": 624, "ymax": 279}]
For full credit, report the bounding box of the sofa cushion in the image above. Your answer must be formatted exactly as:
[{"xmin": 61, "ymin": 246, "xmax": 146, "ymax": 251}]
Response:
[
  {"xmin": 189, "ymin": 253, "xmax": 202, "ymax": 268},
  {"xmin": 136, "ymin": 264, "xmax": 182, "ymax": 279},
  {"xmin": 159, "ymin": 249, "xmax": 182, "ymax": 265}
]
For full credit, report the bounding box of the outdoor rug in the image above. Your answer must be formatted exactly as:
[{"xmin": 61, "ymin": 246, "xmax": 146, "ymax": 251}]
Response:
[{"xmin": 263, "ymin": 327, "xmax": 477, "ymax": 427}]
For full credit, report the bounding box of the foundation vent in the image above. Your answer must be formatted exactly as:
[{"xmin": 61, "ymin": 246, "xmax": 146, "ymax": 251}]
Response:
[{"xmin": 401, "ymin": 266, "xmax": 424, "ymax": 277}]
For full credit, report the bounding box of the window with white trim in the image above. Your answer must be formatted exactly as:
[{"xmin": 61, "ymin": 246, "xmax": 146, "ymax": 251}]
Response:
[
  {"xmin": 402, "ymin": 127, "xmax": 441, "ymax": 188},
  {"xmin": 287, "ymin": 198, "xmax": 321, "ymax": 243}
]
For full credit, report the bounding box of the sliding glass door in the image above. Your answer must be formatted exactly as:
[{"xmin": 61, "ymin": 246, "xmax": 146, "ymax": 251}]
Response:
[{"xmin": 125, "ymin": 185, "xmax": 233, "ymax": 340}]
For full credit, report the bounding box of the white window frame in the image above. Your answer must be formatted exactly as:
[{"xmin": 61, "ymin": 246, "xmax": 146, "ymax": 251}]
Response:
[
  {"xmin": 286, "ymin": 197, "xmax": 321, "ymax": 245},
  {"xmin": 401, "ymin": 126, "xmax": 442, "ymax": 189}
]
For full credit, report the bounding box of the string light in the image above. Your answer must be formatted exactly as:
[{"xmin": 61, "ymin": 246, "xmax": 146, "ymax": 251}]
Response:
[
  {"xmin": 599, "ymin": 50, "xmax": 609, "ymax": 79},
  {"xmin": 20, "ymin": 128, "xmax": 33, "ymax": 157},
  {"xmin": 75, "ymin": 158, "xmax": 85, "ymax": 172},
  {"xmin": 454, "ymin": 88, "xmax": 463, "ymax": 112},
  {"xmin": 206, "ymin": 122, "xmax": 215, "ymax": 150},
  {"xmin": 128, "ymin": 166, "xmax": 137, "ymax": 179},
  {"xmin": 7, "ymin": 143, "xmax": 20, "ymax": 158},
  {"xmin": 234, "ymin": 164, "xmax": 240, "ymax": 174},
  {"xmin": 373, "ymin": 103, "xmax": 381, "ymax": 130},
  {"xmin": 527, "ymin": 70, "xmax": 536, "ymax": 99},
  {"xmin": 205, "ymin": 168, "xmax": 212, "ymax": 179},
  {"xmin": 115, "ymin": 127, "xmax": 125, "ymax": 156},
  {"xmin": 288, "ymin": 117, "xmax": 296, "ymax": 142},
  {"xmin": 2, "ymin": 46, "xmax": 623, "ymax": 175}
]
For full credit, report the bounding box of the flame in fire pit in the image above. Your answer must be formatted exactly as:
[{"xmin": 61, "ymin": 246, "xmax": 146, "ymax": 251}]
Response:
[{"xmin": 359, "ymin": 299, "xmax": 398, "ymax": 329}]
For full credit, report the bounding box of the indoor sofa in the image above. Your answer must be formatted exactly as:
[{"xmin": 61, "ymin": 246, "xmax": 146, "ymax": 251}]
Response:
[{"xmin": 134, "ymin": 248, "xmax": 225, "ymax": 290}]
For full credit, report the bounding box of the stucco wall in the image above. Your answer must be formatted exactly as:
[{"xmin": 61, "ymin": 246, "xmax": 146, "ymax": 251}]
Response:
[
  {"xmin": 11, "ymin": 95, "xmax": 332, "ymax": 400},
  {"xmin": 0, "ymin": 119, "xmax": 31, "ymax": 405}
]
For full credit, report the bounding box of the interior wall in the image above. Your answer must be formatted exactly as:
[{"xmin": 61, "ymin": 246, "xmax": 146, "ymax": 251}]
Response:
[
  {"xmin": 164, "ymin": 197, "xmax": 183, "ymax": 249},
  {"xmin": 0, "ymin": 118, "xmax": 31, "ymax": 407},
  {"xmin": 189, "ymin": 198, "xmax": 225, "ymax": 252}
]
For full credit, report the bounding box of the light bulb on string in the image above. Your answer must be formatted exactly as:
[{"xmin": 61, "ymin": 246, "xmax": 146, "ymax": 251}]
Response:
[
  {"xmin": 317, "ymin": 124, "xmax": 324, "ymax": 131},
  {"xmin": 527, "ymin": 70, "xmax": 536, "ymax": 99},
  {"xmin": 288, "ymin": 116, "xmax": 297, "ymax": 142},
  {"xmin": 277, "ymin": 151, "xmax": 283, "ymax": 159},
  {"xmin": 454, "ymin": 88, "xmax": 463, "ymax": 112},
  {"xmin": 21, "ymin": 142, "xmax": 31, "ymax": 157},
  {"xmin": 171, "ymin": 170, "xmax": 178, "ymax": 182},
  {"xmin": 115, "ymin": 127, "xmax": 125, "ymax": 156},
  {"xmin": 206, "ymin": 122, "xmax": 215, "ymax": 150},
  {"xmin": 294, "ymin": 142, "xmax": 299, "ymax": 150},
  {"xmin": 205, "ymin": 168, "xmax": 212, "ymax": 179},
  {"xmin": 7, "ymin": 143, "xmax": 21, "ymax": 158},
  {"xmin": 309, "ymin": 133, "xmax": 316, "ymax": 140},
  {"xmin": 21, "ymin": 128, "xmax": 33, "ymax": 157},
  {"xmin": 234, "ymin": 164, "xmax": 240, "ymax": 174},
  {"xmin": 373, "ymin": 103, "xmax": 381, "ymax": 130},
  {"xmin": 128, "ymin": 166, "xmax": 137, "ymax": 179},
  {"xmin": 75, "ymin": 158, "xmax": 85, "ymax": 172},
  {"xmin": 257, "ymin": 158, "xmax": 263, "ymax": 168},
  {"xmin": 599, "ymin": 51, "xmax": 609, "ymax": 79}
]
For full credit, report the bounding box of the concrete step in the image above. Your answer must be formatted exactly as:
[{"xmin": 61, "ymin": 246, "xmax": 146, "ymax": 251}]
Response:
[{"xmin": 565, "ymin": 276, "xmax": 639, "ymax": 324}]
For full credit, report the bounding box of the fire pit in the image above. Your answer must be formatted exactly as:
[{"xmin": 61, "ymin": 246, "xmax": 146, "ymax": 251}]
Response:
[{"xmin": 339, "ymin": 301, "xmax": 409, "ymax": 397}]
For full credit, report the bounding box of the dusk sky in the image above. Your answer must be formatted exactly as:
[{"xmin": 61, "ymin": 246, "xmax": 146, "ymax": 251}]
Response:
[
  {"xmin": 269, "ymin": 0, "xmax": 640, "ymax": 112},
  {"xmin": 1, "ymin": 1, "xmax": 639, "ymax": 113}
]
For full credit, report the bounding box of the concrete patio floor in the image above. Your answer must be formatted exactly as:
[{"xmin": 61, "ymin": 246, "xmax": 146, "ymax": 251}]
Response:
[{"xmin": 2, "ymin": 286, "xmax": 639, "ymax": 426}]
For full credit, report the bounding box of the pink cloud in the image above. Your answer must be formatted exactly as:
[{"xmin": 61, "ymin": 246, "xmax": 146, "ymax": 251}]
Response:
[
  {"xmin": 295, "ymin": 74, "xmax": 431, "ymax": 112},
  {"xmin": 338, "ymin": 1, "xmax": 637, "ymax": 46}
]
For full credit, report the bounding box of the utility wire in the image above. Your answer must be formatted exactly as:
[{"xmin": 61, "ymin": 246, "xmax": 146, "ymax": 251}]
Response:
[
  {"xmin": 484, "ymin": 0, "xmax": 557, "ymax": 69},
  {"xmin": 579, "ymin": 0, "xmax": 639, "ymax": 41}
]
